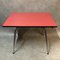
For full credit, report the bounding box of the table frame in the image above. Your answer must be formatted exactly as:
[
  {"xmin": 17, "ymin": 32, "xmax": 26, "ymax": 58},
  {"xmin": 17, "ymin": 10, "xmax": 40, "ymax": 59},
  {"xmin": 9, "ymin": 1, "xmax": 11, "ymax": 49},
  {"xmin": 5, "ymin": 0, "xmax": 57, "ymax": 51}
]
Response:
[{"xmin": 12, "ymin": 27, "xmax": 52, "ymax": 54}]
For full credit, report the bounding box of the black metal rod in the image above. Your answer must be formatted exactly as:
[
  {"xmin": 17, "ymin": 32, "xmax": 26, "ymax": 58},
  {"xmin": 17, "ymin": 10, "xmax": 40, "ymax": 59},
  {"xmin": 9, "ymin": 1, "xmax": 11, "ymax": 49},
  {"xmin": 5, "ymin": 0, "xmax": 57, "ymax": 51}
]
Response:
[
  {"xmin": 44, "ymin": 28, "xmax": 49, "ymax": 54},
  {"xmin": 13, "ymin": 27, "xmax": 17, "ymax": 54}
]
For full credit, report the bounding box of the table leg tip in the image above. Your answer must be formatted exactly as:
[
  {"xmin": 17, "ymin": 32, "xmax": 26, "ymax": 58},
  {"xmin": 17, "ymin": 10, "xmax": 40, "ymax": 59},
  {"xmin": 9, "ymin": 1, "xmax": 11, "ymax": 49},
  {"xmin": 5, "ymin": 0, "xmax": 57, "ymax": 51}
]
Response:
[
  {"xmin": 47, "ymin": 52, "xmax": 49, "ymax": 55},
  {"xmin": 13, "ymin": 52, "xmax": 15, "ymax": 54}
]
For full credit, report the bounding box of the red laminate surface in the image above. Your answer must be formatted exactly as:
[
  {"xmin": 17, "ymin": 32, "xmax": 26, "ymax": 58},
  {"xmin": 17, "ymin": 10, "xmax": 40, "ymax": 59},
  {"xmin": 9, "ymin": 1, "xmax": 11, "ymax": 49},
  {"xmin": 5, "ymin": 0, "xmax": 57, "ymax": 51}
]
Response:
[{"xmin": 3, "ymin": 12, "xmax": 57, "ymax": 27}]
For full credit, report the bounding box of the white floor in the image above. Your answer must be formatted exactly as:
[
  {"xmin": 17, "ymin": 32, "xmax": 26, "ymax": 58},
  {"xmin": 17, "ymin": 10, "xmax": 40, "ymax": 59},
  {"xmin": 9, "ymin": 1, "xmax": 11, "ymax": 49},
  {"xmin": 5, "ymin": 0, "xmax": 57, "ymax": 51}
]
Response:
[{"xmin": 0, "ymin": 27, "xmax": 60, "ymax": 60}]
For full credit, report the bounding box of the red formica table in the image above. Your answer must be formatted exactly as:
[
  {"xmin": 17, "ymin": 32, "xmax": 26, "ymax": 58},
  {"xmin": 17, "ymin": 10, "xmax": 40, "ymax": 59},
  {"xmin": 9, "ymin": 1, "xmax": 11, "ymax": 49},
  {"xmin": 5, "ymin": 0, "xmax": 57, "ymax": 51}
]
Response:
[{"xmin": 3, "ymin": 12, "xmax": 57, "ymax": 54}]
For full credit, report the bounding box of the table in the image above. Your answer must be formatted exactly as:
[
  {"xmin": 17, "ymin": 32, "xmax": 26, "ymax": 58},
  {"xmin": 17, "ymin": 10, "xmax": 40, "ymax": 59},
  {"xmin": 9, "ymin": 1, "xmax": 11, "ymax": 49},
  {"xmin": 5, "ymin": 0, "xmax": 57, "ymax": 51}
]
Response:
[{"xmin": 2, "ymin": 12, "xmax": 57, "ymax": 54}]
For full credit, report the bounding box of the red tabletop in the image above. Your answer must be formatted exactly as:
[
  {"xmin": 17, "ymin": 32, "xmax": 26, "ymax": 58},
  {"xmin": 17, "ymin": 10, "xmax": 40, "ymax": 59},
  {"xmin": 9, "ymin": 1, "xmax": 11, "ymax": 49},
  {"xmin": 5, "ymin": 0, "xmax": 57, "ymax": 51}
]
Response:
[{"xmin": 3, "ymin": 12, "xmax": 57, "ymax": 27}]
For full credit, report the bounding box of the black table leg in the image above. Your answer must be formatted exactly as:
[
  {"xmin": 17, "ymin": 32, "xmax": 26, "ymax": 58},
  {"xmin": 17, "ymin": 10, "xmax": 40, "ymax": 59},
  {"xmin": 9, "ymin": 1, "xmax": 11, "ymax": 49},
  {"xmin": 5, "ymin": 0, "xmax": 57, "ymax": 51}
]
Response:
[
  {"xmin": 44, "ymin": 28, "xmax": 49, "ymax": 54},
  {"xmin": 13, "ymin": 27, "xmax": 29, "ymax": 54},
  {"xmin": 13, "ymin": 27, "xmax": 17, "ymax": 54}
]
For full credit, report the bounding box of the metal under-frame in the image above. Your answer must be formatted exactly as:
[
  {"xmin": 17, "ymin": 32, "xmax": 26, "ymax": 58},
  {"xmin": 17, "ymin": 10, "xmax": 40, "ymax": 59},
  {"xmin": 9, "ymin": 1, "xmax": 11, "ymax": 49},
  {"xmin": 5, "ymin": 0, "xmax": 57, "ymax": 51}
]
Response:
[{"xmin": 13, "ymin": 27, "xmax": 49, "ymax": 54}]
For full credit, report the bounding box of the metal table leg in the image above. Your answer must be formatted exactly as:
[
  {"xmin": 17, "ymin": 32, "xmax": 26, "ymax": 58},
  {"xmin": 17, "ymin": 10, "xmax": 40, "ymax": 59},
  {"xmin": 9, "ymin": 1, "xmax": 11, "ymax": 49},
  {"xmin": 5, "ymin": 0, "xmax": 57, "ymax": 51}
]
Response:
[
  {"xmin": 13, "ymin": 27, "xmax": 28, "ymax": 54},
  {"xmin": 13, "ymin": 27, "xmax": 17, "ymax": 54},
  {"xmin": 44, "ymin": 28, "xmax": 49, "ymax": 54}
]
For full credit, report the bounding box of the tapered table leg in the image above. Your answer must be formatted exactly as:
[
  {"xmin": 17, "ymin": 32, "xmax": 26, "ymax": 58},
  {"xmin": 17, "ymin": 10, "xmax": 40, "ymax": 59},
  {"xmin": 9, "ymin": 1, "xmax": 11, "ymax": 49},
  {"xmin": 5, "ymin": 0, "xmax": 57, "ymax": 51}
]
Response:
[
  {"xmin": 13, "ymin": 28, "xmax": 17, "ymax": 54},
  {"xmin": 44, "ymin": 28, "xmax": 49, "ymax": 54}
]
